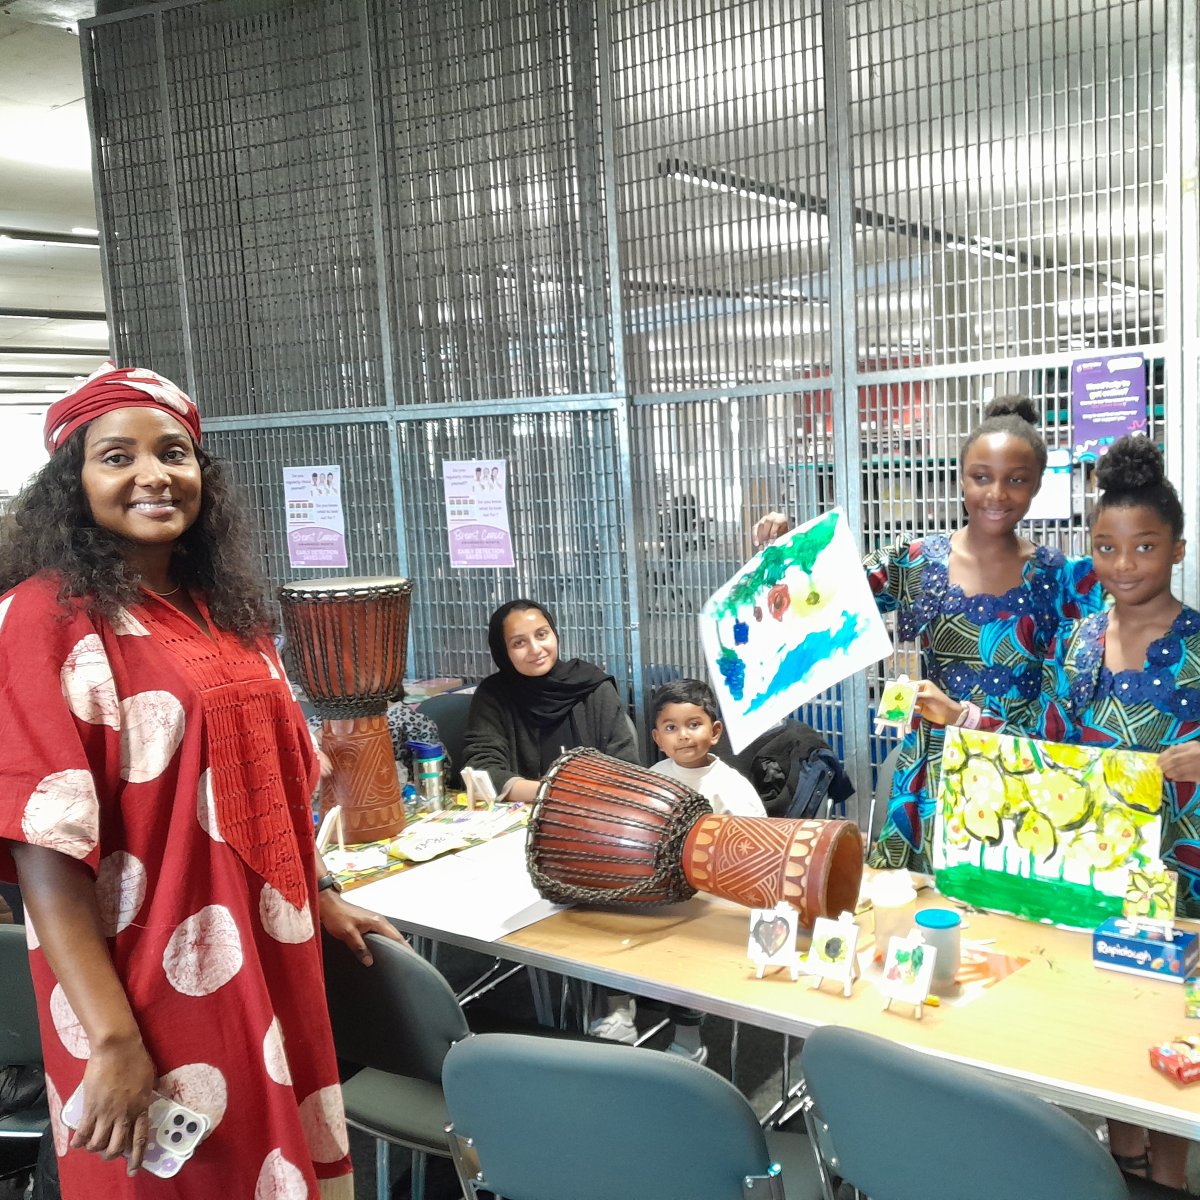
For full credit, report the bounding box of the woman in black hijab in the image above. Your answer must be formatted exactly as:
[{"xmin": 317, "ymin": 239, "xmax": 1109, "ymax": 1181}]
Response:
[{"xmin": 462, "ymin": 599, "xmax": 639, "ymax": 801}]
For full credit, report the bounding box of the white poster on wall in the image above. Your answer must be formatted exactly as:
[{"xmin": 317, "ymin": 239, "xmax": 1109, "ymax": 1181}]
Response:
[
  {"xmin": 442, "ymin": 459, "xmax": 515, "ymax": 569},
  {"xmin": 283, "ymin": 465, "xmax": 349, "ymax": 568}
]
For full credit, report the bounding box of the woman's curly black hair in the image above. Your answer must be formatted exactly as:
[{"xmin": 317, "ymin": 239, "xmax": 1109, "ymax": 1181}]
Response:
[{"xmin": 0, "ymin": 426, "xmax": 272, "ymax": 639}]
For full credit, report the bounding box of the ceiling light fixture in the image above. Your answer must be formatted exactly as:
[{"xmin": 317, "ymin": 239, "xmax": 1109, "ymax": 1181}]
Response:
[{"xmin": 0, "ymin": 227, "xmax": 100, "ymax": 249}]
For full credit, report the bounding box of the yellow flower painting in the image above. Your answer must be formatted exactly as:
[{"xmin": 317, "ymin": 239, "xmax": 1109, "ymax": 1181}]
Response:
[{"xmin": 933, "ymin": 727, "xmax": 1162, "ymax": 928}]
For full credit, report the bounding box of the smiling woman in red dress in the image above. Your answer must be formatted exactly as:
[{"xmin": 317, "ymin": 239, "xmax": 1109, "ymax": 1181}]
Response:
[{"xmin": 0, "ymin": 364, "xmax": 400, "ymax": 1198}]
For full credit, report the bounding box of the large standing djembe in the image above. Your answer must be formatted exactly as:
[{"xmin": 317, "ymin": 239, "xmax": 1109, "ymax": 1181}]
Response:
[
  {"xmin": 528, "ymin": 747, "xmax": 863, "ymax": 923},
  {"xmin": 279, "ymin": 576, "xmax": 413, "ymax": 842}
]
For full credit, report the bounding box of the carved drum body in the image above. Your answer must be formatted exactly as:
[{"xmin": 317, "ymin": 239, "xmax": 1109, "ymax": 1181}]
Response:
[
  {"xmin": 278, "ymin": 576, "xmax": 413, "ymax": 843},
  {"xmin": 529, "ymin": 748, "xmax": 863, "ymax": 922}
]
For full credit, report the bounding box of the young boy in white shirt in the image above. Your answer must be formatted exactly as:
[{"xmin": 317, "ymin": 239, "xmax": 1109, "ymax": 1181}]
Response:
[
  {"xmin": 649, "ymin": 678, "xmax": 766, "ymax": 817},
  {"xmin": 590, "ymin": 680, "xmax": 766, "ymax": 1062}
]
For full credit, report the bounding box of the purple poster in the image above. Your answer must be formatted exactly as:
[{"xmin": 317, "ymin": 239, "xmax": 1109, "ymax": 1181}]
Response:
[
  {"xmin": 283, "ymin": 465, "xmax": 349, "ymax": 568},
  {"xmin": 1070, "ymin": 352, "xmax": 1147, "ymax": 461},
  {"xmin": 443, "ymin": 459, "xmax": 515, "ymax": 569}
]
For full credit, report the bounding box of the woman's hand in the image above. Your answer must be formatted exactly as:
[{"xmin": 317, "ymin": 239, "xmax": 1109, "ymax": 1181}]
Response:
[
  {"xmin": 752, "ymin": 511, "xmax": 791, "ymax": 547},
  {"xmin": 913, "ymin": 681, "xmax": 964, "ymax": 727},
  {"xmin": 1159, "ymin": 743, "xmax": 1200, "ymax": 784},
  {"xmin": 317, "ymin": 891, "xmax": 407, "ymax": 966},
  {"xmin": 70, "ymin": 1034, "xmax": 156, "ymax": 1174}
]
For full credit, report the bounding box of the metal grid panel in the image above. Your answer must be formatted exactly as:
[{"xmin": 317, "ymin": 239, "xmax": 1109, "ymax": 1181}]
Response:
[
  {"xmin": 632, "ymin": 388, "xmax": 842, "ymax": 742},
  {"xmin": 370, "ymin": 0, "xmax": 614, "ymax": 404},
  {"xmin": 611, "ymin": 0, "xmax": 830, "ymax": 394},
  {"xmin": 84, "ymin": 17, "xmax": 188, "ymax": 381},
  {"xmin": 849, "ymin": 0, "xmax": 1164, "ymax": 369},
  {"xmin": 395, "ymin": 409, "xmax": 632, "ymax": 690},
  {"xmin": 205, "ymin": 420, "xmax": 400, "ymax": 615},
  {"xmin": 162, "ymin": 1, "xmax": 385, "ymax": 416}
]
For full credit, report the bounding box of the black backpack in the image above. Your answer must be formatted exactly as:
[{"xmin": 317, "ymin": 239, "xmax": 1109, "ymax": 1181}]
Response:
[{"xmin": 722, "ymin": 719, "xmax": 855, "ymax": 820}]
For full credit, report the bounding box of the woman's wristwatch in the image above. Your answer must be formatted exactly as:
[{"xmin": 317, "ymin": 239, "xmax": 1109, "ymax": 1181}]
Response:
[{"xmin": 316, "ymin": 872, "xmax": 343, "ymax": 894}]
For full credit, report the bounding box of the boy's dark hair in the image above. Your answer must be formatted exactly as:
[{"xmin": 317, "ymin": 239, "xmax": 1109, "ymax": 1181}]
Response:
[{"xmin": 651, "ymin": 678, "xmax": 719, "ymax": 724}]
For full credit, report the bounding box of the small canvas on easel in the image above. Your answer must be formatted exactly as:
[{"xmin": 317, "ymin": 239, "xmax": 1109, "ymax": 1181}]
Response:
[
  {"xmin": 933, "ymin": 727, "xmax": 1162, "ymax": 930},
  {"xmin": 747, "ymin": 902, "xmax": 802, "ymax": 980},
  {"xmin": 1124, "ymin": 862, "xmax": 1178, "ymax": 932},
  {"xmin": 880, "ymin": 932, "xmax": 936, "ymax": 1019},
  {"xmin": 806, "ymin": 913, "xmax": 860, "ymax": 997},
  {"xmin": 700, "ymin": 509, "xmax": 893, "ymax": 752}
]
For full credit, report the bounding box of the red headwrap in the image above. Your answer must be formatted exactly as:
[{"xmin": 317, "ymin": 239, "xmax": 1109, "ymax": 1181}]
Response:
[{"xmin": 43, "ymin": 362, "xmax": 202, "ymax": 454}]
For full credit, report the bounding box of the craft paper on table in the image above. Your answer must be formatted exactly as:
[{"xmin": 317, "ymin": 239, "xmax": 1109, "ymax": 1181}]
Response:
[
  {"xmin": 933, "ymin": 727, "xmax": 1162, "ymax": 930},
  {"xmin": 701, "ymin": 508, "xmax": 893, "ymax": 752},
  {"xmin": 442, "ymin": 459, "xmax": 515, "ymax": 569},
  {"xmin": 283, "ymin": 464, "xmax": 348, "ymax": 568}
]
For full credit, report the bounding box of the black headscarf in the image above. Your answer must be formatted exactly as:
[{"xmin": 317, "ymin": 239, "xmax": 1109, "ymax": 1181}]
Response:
[{"xmin": 487, "ymin": 599, "xmax": 614, "ymax": 730}]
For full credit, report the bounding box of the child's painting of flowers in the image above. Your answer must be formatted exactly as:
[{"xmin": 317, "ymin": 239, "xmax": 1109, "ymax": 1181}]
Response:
[
  {"xmin": 700, "ymin": 509, "xmax": 893, "ymax": 752},
  {"xmin": 934, "ymin": 727, "xmax": 1162, "ymax": 929}
]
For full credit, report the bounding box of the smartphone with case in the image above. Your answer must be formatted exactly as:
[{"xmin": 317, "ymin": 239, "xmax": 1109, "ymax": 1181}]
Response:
[{"xmin": 62, "ymin": 1085, "xmax": 210, "ymax": 1178}]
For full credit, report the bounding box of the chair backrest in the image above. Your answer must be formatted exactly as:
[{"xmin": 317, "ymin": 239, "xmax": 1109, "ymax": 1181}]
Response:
[
  {"xmin": 417, "ymin": 693, "xmax": 472, "ymax": 784},
  {"xmin": 443, "ymin": 1033, "xmax": 780, "ymax": 1200},
  {"xmin": 800, "ymin": 1026, "xmax": 1131, "ymax": 1200},
  {"xmin": 0, "ymin": 924, "xmax": 42, "ymax": 1068},
  {"xmin": 323, "ymin": 931, "xmax": 469, "ymax": 1083}
]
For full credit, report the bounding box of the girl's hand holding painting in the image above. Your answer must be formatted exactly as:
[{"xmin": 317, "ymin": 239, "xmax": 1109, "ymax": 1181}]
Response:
[
  {"xmin": 752, "ymin": 511, "xmax": 791, "ymax": 547},
  {"xmin": 911, "ymin": 680, "xmax": 964, "ymax": 727},
  {"xmin": 1159, "ymin": 742, "xmax": 1200, "ymax": 783}
]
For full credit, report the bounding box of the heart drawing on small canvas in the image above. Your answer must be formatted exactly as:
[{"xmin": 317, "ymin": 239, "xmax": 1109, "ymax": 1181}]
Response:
[{"xmin": 752, "ymin": 914, "xmax": 790, "ymax": 957}]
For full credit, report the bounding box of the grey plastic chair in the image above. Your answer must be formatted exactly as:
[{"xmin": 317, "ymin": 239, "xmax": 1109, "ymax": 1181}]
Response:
[
  {"xmin": 323, "ymin": 930, "xmax": 470, "ymax": 1200},
  {"xmin": 443, "ymin": 1032, "xmax": 823, "ymax": 1200},
  {"xmin": 800, "ymin": 1025, "xmax": 1182, "ymax": 1200},
  {"xmin": 0, "ymin": 924, "xmax": 49, "ymax": 1146}
]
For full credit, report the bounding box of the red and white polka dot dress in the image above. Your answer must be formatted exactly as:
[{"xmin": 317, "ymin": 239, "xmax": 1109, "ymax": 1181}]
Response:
[{"xmin": 0, "ymin": 574, "xmax": 352, "ymax": 1198}]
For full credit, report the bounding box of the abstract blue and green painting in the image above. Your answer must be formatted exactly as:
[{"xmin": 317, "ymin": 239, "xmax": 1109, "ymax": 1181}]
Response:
[{"xmin": 700, "ymin": 508, "xmax": 893, "ymax": 752}]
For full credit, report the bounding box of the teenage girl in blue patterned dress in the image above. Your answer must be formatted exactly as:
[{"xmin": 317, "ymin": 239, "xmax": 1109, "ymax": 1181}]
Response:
[
  {"xmin": 760, "ymin": 397, "xmax": 1102, "ymax": 873},
  {"xmin": 916, "ymin": 434, "xmax": 1197, "ymax": 1187}
]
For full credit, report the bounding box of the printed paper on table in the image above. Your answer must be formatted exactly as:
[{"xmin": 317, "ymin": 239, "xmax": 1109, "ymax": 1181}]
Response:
[
  {"xmin": 934, "ymin": 726, "xmax": 1162, "ymax": 929},
  {"xmin": 701, "ymin": 509, "xmax": 893, "ymax": 752}
]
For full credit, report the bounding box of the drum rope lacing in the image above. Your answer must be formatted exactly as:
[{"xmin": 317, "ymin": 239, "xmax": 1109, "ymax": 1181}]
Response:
[{"xmin": 526, "ymin": 748, "xmax": 713, "ymax": 905}]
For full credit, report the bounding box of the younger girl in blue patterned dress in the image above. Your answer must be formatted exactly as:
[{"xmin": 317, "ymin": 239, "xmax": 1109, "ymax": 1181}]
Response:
[{"xmin": 917, "ymin": 434, "xmax": 1198, "ymax": 1187}]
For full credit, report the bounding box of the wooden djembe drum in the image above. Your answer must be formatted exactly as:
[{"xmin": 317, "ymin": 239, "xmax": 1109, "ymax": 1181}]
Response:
[
  {"xmin": 279, "ymin": 576, "xmax": 413, "ymax": 842},
  {"xmin": 527, "ymin": 747, "xmax": 863, "ymax": 924}
]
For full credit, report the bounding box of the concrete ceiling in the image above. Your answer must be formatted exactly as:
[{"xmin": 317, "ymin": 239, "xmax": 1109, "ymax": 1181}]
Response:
[{"xmin": 0, "ymin": 5, "xmax": 107, "ymax": 475}]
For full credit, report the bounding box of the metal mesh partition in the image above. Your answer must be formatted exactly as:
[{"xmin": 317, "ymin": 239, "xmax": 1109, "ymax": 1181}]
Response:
[
  {"xmin": 849, "ymin": 0, "xmax": 1165, "ymax": 370},
  {"xmin": 395, "ymin": 408, "xmax": 631, "ymax": 686},
  {"xmin": 205, "ymin": 420, "xmax": 400, "ymax": 598},
  {"xmin": 613, "ymin": 0, "xmax": 830, "ymax": 392},
  {"xmin": 83, "ymin": 15, "xmax": 188, "ymax": 382},
  {"xmin": 370, "ymin": 0, "xmax": 614, "ymax": 405},
  {"xmin": 82, "ymin": 0, "xmax": 1198, "ymax": 793}
]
